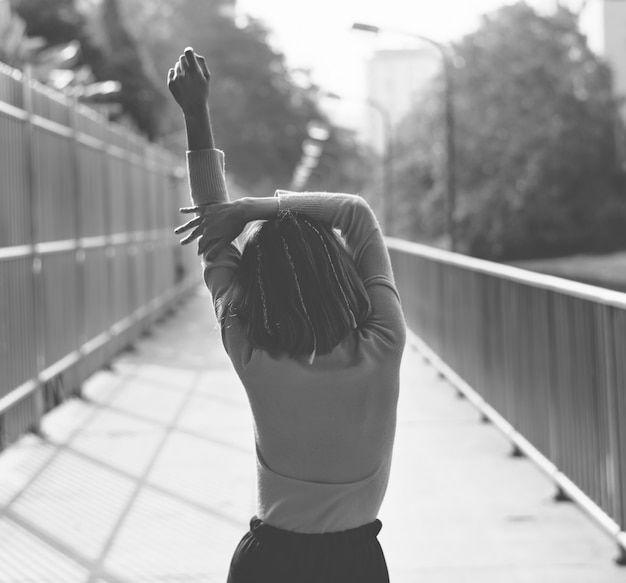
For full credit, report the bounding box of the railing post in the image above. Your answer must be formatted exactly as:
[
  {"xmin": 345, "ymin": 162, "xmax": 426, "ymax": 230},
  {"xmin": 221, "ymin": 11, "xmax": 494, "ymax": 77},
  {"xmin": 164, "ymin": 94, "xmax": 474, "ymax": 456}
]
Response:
[
  {"xmin": 126, "ymin": 130, "xmax": 139, "ymax": 341},
  {"xmin": 22, "ymin": 65, "xmax": 46, "ymax": 434},
  {"xmin": 103, "ymin": 132, "xmax": 115, "ymax": 363},
  {"xmin": 602, "ymin": 306, "xmax": 626, "ymax": 564},
  {"xmin": 70, "ymin": 91, "xmax": 85, "ymax": 398}
]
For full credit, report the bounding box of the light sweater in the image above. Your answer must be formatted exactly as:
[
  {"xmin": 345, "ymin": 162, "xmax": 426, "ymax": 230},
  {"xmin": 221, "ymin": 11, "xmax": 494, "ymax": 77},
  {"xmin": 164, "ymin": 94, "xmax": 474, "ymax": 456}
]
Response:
[{"xmin": 187, "ymin": 149, "xmax": 406, "ymax": 533}]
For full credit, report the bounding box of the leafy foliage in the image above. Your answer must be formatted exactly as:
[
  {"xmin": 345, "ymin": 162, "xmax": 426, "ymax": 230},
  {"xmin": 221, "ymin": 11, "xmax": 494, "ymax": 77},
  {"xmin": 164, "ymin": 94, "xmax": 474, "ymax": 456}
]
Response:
[
  {"xmin": 395, "ymin": 2, "xmax": 626, "ymax": 260},
  {"xmin": 11, "ymin": 0, "xmax": 166, "ymax": 138},
  {"xmin": 120, "ymin": 0, "xmax": 332, "ymax": 192},
  {"xmin": 0, "ymin": 0, "xmax": 46, "ymax": 66}
]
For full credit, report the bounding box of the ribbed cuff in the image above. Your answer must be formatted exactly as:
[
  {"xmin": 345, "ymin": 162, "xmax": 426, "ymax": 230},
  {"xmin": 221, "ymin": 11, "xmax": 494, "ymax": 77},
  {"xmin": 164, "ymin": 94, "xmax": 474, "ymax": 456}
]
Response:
[
  {"xmin": 275, "ymin": 190, "xmax": 326, "ymax": 219},
  {"xmin": 186, "ymin": 148, "xmax": 228, "ymax": 205}
]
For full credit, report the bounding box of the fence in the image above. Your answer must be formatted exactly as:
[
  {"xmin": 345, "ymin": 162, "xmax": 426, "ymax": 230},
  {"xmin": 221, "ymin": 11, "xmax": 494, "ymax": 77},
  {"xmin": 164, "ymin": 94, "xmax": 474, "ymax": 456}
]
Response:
[
  {"xmin": 387, "ymin": 237, "xmax": 626, "ymax": 562},
  {"xmin": 0, "ymin": 63, "xmax": 199, "ymax": 451}
]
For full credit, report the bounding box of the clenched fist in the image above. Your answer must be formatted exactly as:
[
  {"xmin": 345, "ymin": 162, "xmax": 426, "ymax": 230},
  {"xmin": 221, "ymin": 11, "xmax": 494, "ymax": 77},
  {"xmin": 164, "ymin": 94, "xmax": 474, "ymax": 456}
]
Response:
[{"xmin": 167, "ymin": 47, "xmax": 211, "ymax": 116}]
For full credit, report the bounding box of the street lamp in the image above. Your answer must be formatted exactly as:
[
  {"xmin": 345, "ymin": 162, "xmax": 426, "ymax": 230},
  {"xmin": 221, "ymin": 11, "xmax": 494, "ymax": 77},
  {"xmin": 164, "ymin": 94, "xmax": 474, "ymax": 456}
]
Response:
[
  {"xmin": 352, "ymin": 22, "xmax": 457, "ymax": 252},
  {"xmin": 322, "ymin": 91, "xmax": 394, "ymax": 234}
]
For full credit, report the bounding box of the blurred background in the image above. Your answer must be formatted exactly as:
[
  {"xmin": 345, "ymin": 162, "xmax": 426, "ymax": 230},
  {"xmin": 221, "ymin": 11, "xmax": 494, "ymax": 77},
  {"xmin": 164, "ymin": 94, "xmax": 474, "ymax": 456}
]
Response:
[{"xmin": 3, "ymin": 0, "xmax": 626, "ymax": 288}]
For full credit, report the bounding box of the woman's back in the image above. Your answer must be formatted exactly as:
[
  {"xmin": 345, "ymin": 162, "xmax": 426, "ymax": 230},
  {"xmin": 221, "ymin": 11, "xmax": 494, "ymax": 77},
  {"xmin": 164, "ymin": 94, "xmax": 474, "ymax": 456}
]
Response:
[
  {"xmin": 197, "ymin": 185, "xmax": 407, "ymax": 534},
  {"xmin": 233, "ymin": 323, "xmax": 402, "ymax": 483}
]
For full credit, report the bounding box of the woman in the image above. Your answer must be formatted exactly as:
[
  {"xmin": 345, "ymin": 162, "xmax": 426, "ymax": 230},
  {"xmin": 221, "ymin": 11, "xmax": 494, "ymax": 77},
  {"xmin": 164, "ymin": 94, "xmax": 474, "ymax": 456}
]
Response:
[{"xmin": 169, "ymin": 48, "xmax": 406, "ymax": 583}]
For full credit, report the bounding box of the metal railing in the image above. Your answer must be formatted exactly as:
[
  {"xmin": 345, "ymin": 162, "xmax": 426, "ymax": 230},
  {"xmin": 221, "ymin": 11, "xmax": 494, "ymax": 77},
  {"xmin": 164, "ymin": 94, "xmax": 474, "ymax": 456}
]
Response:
[
  {"xmin": 0, "ymin": 62, "xmax": 199, "ymax": 451},
  {"xmin": 387, "ymin": 237, "xmax": 626, "ymax": 563}
]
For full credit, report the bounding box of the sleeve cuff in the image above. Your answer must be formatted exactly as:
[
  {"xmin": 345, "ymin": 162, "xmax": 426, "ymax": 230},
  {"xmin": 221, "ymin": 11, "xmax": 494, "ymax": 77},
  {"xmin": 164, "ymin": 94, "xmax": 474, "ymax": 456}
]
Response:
[
  {"xmin": 186, "ymin": 148, "xmax": 228, "ymax": 205},
  {"xmin": 275, "ymin": 190, "xmax": 326, "ymax": 219}
]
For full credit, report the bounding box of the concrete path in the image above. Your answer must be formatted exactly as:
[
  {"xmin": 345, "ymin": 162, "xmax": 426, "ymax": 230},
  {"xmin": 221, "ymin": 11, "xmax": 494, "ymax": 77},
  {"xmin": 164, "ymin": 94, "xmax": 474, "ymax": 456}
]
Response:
[{"xmin": 0, "ymin": 286, "xmax": 623, "ymax": 582}]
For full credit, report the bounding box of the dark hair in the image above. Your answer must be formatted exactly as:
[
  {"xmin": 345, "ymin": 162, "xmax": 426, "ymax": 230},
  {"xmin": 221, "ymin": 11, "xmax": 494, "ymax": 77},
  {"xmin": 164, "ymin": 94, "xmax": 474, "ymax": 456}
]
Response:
[{"xmin": 218, "ymin": 211, "xmax": 371, "ymax": 360}]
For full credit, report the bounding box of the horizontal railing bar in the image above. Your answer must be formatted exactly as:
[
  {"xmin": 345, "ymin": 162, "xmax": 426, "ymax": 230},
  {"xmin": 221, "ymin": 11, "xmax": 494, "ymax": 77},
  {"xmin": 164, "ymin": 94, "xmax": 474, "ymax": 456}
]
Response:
[
  {"xmin": 386, "ymin": 237, "xmax": 626, "ymax": 309},
  {"xmin": 0, "ymin": 380, "xmax": 38, "ymax": 417},
  {"xmin": 39, "ymin": 351, "xmax": 81, "ymax": 384},
  {"xmin": 106, "ymin": 144, "xmax": 145, "ymax": 167},
  {"xmin": 79, "ymin": 236, "xmax": 109, "ymax": 248},
  {"xmin": 0, "ymin": 232, "xmax": 176, "ymax": 258},
  {"xmin": 76, "ymin": 132, "xmax": 104, "ymax": 151},
  {"xmin": 0, "ymin": 245, "xmax": 33, "ymax": 260},
  {"xmin": 81, "ymin": 330, "xmax": 112, "ymax": 357},
  {"xmin": 31, "ymin": 114, "xmax": 73, "ymax": 138},
  {"xmin": 110, "ymin": 234, "xmax": 131, "ymax": 245},
  {"xmin": 0, "ymin": 100, "xmax": 28, "ymax": 120},
  {"xmin": 34, "ymin": 241, "xmax": 77, "ymax": 254},
  {"xmin": 110, "ymin": 315, "xmax": 135, "ymax": 336}
]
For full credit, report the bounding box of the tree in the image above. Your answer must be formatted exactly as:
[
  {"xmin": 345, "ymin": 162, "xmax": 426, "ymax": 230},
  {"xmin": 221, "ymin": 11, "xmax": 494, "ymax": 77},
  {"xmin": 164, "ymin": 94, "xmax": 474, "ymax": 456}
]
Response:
[
  {"xmin": 119, "ymin": 0, "xmax": 334, "ymax": 192},
  {"xmin": 0, "ymin": 0, "xmax": 47, "ymax": 66},
  {"xmin": 11, "ymin": 0, "xmax": 167, "ymax": 138},
  {"xmin": 94, "ymin": 0, "xmax": 167, "ymax": 139},
  {"xmin": 394, "ymin": 2, "xmax": 626, "ymax": 260}
]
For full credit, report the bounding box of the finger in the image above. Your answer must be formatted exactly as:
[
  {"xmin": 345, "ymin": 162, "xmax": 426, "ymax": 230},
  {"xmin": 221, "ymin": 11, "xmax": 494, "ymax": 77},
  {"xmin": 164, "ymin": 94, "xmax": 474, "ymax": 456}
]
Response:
[
  {"xmin": 179, "ymin": 52, "xmax": 189, "ymax": 70},
  {"xmin": 181, "ymin": 224, "xmax": 204, "ymax": 245},
  {"xmin": 179, "ymin": 203, "xmax": 217, "ymax": 213},
  {"xmin": 174, "ymin": 61, "xmax": 182, "ymax": 77},
  {"xmin": 174, "ymin": 215, "xmax": 202, "ymax": 234},
  {"xmin": 167, "ymin": 68, "xmax": 175, "ymax": 82},
  {"xmin": 184, "ymin": 47, "xmax": 202, "ymax": 76},
  {"xmin": 197, "ymin": 55, "xmax": 211, "ymax": 80}
]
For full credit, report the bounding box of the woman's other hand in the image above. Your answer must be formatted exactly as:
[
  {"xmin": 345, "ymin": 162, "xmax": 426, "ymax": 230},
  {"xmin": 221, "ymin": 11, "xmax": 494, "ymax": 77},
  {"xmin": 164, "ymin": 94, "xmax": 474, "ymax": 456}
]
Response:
[
  {"xmin": 167, "ymin": 47, "xmax": 211, "ymax": 117},
  {"xmin": 176, "ymin": 200, "xmax": 248, "ymax": 258}
]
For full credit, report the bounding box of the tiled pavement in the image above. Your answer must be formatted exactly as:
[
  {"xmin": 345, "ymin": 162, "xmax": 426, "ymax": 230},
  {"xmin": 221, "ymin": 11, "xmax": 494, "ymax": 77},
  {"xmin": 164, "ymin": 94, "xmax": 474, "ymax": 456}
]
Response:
[{"xmin": 0, "ymin": 286, "xmax": 624, "ymax": 582}]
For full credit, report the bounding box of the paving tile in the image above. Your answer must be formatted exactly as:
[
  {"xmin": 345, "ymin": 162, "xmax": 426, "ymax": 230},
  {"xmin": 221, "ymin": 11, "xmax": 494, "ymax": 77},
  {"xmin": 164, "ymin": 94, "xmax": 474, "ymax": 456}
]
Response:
[
  {"xmin": 176, "ymin": 390, "xmax": 253, "ymax": 453},
  {"xmin": 105, "ymin": 377, "xmax": 188, "ymax": 427},
  {"xmin": 103, "ymin": 486, "xmax": 246, "ymax": 583},
  {"xmin": 0, "ymin": 519, "xmax": 89, "ymax": 583},
  {"xmin": 0, "ymin": 436, "xmax": 57, "ymax": 506},
  {"xmin": 148, "ymin": 430, "xmax": 256, "ymax": 523},
  {"xmin": 63, "ymin": 408, "xmax": 166, "ymax": 479},
  {"xmin": 10, "ymin": 450, "xmax": 136, "ymax": 562}
]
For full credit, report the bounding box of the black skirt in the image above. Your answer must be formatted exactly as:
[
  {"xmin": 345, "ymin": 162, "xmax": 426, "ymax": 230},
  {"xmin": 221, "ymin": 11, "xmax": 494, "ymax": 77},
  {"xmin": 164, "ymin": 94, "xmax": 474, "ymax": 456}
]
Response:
[{"xmin": 227, "ymin": 516, "xmax": 390, "ymax": 583}]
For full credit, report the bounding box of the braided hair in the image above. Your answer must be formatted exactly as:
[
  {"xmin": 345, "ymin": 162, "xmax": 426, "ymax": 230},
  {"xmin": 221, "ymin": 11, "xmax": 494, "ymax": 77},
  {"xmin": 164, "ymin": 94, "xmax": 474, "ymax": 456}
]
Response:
[{"xmin": 224, "ymin": 210, "xmax": 370, "ymax": 363}]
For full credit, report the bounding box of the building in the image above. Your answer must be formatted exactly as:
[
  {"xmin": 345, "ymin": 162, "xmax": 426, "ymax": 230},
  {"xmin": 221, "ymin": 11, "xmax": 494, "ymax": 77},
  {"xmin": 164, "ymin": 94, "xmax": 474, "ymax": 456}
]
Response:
[
  {"xmin": 364, "ymin": 49, "xmax": 439, "ymax": 154},
  {"xmin": 592, "ymin": 0, "xmax": 626, "ymax": 117}
]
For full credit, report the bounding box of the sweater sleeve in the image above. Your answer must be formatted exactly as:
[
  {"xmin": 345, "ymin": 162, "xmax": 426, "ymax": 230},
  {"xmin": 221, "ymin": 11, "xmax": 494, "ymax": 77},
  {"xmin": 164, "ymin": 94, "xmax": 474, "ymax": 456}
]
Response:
[
  {"xmin": 186, "ymin": 148, "xmax": 229, "ymax": 205},
  {"xmin": 276, "ymin": 191, "xmax": 406, "ymax": 350},
  {"xmin": 186, "ymin": 148, "xmax": 240, "ymax": 309}
]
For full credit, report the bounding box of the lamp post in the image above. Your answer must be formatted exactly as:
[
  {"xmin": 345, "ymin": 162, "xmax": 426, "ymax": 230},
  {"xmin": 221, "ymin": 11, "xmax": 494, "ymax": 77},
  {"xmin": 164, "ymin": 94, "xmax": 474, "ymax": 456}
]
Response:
[
  {"xmin": 352, "ymin": 22, "xmax": 457, "ymax": 252},
  {"xmin": 322, "ymin": 91, "xmax": 394, "ymax": 234}
]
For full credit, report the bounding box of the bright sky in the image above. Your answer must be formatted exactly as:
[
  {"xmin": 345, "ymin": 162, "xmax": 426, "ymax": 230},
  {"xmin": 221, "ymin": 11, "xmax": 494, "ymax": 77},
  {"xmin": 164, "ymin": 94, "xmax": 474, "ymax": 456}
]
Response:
[
  {"xmin": 238, "ymin": 0, "xmax": 587, "ymax": 93},
  {"xmin": 236, "ymin": 0, "xmax": 597, "ymax": 128}
]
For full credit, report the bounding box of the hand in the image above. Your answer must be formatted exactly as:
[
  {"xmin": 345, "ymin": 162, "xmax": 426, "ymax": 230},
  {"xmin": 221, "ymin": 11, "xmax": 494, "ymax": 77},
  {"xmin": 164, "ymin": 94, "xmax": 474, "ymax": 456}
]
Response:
[
  {"xmin": 167, "ymin": 47, "xmax": 211, "ymax": 116},
  {"xmin": 175, "ymin": 200, "xmax": 248, "ymax": 258}
]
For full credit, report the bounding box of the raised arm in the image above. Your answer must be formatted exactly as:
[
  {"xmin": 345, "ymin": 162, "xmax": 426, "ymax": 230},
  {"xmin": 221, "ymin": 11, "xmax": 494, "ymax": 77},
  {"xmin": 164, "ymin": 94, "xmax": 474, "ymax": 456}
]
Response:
[
  {"xmin": 168, "ymin": 47, "xmax": 227, "ymax": 206},
  {"xmin": 168, "ymin": 48, "xmax": 238, "ymax": 304},
  {"xmin": 275, "ymin": 191, "xmax": 405, "ymax": 348},
  {"xmin": 276, "ymin": 191, "xmax": 395, "ymax": 289}
]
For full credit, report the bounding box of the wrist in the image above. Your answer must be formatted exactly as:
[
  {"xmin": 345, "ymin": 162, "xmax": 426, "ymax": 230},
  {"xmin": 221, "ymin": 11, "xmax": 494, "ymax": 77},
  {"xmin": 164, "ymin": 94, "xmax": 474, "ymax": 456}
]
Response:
[
  {"xmin": 183, "ymin": 103, "xmax": 210, "ymax": 120},
  {"xmin": 184, "ymin": 105, "xmax": 215, "ymax": 150},
  {"xmin": 240, "ymin": 196, "xmax": 279, "ymax": 222}
]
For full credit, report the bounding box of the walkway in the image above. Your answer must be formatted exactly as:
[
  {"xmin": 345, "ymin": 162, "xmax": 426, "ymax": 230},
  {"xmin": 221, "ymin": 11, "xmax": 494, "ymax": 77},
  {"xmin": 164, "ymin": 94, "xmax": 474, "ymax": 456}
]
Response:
[{"xmin": 0, "ymin": 287, "xmax": 623, "ymax": 582}]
